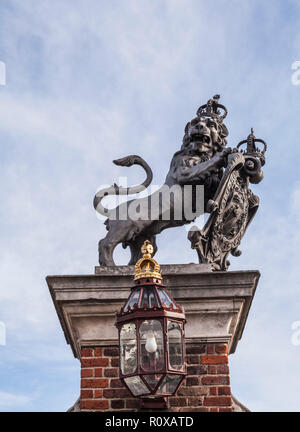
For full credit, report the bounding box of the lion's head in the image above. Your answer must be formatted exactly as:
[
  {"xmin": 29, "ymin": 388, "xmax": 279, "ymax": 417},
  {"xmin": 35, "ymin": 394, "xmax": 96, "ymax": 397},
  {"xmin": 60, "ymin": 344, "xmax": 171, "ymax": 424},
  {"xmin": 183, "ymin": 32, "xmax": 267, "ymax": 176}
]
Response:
[{"xmin": 182, "ymin": 116, "xmax": 229, "ymax": 159}]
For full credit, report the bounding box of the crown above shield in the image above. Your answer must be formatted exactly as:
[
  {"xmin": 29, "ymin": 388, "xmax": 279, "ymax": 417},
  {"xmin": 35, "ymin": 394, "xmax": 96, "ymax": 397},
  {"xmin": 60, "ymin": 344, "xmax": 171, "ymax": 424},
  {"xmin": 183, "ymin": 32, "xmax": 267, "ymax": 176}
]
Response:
[{"xmin": 237, "ymin": 128, "xmax": 267, "ymax": 166}]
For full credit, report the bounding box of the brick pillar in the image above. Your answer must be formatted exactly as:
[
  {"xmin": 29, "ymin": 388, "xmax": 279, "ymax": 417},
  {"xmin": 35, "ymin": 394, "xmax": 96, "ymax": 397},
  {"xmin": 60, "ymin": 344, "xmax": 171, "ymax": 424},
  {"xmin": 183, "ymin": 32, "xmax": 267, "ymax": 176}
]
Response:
[{"xmin": 79, "ymin": 342, "xmax": 232, "ymax": 412}]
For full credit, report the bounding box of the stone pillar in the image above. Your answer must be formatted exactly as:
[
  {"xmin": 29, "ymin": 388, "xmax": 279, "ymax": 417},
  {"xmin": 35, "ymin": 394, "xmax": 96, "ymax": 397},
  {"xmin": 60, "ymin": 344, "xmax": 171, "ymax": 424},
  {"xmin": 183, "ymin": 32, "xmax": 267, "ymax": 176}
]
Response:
[{"xmin": 47, "ymin": 264, "xmax": 259, "ymax": 412}]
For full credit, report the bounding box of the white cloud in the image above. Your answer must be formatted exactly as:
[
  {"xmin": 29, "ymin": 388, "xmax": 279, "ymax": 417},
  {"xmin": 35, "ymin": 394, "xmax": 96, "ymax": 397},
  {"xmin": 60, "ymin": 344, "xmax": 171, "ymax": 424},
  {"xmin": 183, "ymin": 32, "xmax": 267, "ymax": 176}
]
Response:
[{"xmin": 0, "ymin": 391, "xmax": 32, "ymax": 408}]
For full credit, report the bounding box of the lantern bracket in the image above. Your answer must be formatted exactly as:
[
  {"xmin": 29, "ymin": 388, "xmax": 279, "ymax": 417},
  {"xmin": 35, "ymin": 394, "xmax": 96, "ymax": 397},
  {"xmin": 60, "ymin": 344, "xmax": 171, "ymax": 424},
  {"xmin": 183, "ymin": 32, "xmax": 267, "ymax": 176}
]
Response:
[{"xmin": 140, "ymin": 396, "xmax": 169, "ymax": 410}]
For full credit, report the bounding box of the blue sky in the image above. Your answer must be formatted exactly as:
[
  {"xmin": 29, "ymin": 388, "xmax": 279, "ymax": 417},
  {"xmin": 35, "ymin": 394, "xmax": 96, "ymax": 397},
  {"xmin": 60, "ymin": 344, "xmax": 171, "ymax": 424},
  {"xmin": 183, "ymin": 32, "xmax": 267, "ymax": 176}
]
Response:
[{"xmin": 0, "ymin": 0, "xmax": 300, "ymax": 411}]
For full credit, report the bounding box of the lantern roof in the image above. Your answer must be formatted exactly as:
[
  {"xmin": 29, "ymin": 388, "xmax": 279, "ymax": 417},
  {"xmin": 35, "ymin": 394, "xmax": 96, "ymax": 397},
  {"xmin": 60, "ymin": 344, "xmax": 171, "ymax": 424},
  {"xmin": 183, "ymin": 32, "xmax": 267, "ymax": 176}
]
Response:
[{"xmin": 116, "ymin": 241, "xmax": 185, "ymax": 323}]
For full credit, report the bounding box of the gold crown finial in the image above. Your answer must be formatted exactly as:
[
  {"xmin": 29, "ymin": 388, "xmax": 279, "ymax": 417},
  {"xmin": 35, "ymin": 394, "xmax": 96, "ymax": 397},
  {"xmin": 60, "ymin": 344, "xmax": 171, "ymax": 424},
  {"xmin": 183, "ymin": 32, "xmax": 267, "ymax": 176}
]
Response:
[
  {"xmin": 134, "ymin": 240, "xmax": 162, "ymax": 281},
  {"xmin": 141, "ymin": 240, "xmax": 154, "ymax": 257}
]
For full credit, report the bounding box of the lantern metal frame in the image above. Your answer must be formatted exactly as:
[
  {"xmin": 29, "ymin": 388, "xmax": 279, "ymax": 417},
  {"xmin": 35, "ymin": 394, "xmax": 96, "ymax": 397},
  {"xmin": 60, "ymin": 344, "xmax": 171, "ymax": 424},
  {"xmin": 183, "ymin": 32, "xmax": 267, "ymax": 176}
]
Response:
[{"xmin": 115, "ymin": 276, "xmax": 187, "ymax": 404}]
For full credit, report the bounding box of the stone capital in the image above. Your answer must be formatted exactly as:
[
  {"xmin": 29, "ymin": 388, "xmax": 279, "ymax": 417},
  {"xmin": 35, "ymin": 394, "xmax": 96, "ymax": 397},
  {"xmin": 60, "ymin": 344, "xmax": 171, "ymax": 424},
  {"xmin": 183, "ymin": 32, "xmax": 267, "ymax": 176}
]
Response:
[{"xmin": 46, "ymin": 264, "xmax": 259, "ymax": 359}]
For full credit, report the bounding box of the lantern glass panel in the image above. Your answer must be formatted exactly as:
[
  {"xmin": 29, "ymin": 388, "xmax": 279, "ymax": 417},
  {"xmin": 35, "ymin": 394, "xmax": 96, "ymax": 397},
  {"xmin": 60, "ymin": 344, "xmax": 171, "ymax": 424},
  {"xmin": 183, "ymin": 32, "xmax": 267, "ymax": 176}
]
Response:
[
  {"xmin": 124, "ymin": 376, "xmax": 150, "ymax": 396},
  {"xmin": 143, "ymin": 374, "xmax": 163, "ymax": 390},
  {"xmin": 167, "ymin": 320, "xmax": 183, "ymax": 370},
  {"xmin": 124, "ymin": 288, "xmax": 141, "ymax": 312},
  {"xmin": 120, "ymin": 323, "xmax": 137, "ymax": 375},
  {"xmin": 156, "ymin": 374, "xmax": 183, "ymax": 395},
  {"xmin": 157, "ymin": 287, "xmax": 176, "ymax": 309},
  {"xmin": 140, "ymin": 287, "xmax": 159, "ymax": 308},
  {"xmin": 139, "ymin": 320, "xmax": 164, "ymax": 372}
]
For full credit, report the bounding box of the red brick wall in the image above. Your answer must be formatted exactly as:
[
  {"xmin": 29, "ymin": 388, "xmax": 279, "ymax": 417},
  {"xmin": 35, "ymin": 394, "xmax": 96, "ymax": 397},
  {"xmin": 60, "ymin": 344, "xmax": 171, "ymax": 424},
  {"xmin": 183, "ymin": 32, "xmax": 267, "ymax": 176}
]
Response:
[
  {"xmin": 80, "ymin": 343, "xmax": 232, "ymax": 412},
  {"xmin": 80, "ymin": 347, "xmax": 139, "ymax": 411}
]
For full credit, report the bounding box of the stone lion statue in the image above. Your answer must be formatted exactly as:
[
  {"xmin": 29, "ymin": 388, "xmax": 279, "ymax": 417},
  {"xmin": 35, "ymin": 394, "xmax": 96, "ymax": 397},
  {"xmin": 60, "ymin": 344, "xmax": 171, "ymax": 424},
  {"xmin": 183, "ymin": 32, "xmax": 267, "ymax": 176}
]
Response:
[{"xmin": 93, "ymin": 97, "xmax": 231, "ymax": 266}]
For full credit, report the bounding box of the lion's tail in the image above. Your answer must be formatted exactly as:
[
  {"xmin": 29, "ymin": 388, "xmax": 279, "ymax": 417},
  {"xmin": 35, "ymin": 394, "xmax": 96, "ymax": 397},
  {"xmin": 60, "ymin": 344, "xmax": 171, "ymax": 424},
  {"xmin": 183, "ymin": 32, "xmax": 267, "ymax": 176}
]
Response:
[
  {"xmin": 93, "ymin": 155, "xmax": 153, "ymax": 215},
  {"xmin": 112, "ymin": 155, "xmax": 153, "ymax": 192}
]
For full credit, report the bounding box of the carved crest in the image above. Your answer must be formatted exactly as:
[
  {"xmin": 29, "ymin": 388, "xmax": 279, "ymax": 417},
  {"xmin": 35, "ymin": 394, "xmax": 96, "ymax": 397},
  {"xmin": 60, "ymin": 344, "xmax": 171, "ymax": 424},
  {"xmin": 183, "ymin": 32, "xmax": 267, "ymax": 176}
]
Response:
[{"xmin": 188, "ymin": 134, "xmax": 266, "ymax": 271}]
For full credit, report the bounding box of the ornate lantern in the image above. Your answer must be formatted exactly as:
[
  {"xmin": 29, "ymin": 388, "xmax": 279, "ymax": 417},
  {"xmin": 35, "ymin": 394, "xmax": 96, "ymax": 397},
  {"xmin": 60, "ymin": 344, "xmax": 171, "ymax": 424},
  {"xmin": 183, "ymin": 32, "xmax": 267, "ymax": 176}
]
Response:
[{"xmin": 115, "ymin": 241, "xmax": 186, "ymax": 409}]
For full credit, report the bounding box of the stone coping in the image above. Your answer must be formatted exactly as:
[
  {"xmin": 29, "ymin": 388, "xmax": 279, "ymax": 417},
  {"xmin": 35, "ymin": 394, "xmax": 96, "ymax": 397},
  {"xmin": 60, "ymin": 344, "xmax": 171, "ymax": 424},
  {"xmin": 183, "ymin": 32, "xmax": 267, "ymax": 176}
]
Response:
[{"xmin": 47, "ymin": 265, "xmax": 260, "ymax": 359}]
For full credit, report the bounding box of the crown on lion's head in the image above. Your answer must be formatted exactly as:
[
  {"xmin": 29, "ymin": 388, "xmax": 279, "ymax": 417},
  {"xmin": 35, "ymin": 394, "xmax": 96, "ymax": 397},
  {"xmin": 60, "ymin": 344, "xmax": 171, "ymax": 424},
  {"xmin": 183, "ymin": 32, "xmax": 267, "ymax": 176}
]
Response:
[{"xmin": 182, "ymin": 95, "xmax": 229, "ymax": 156}]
